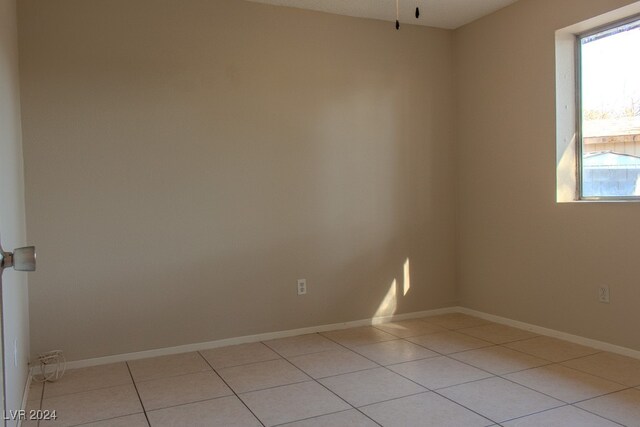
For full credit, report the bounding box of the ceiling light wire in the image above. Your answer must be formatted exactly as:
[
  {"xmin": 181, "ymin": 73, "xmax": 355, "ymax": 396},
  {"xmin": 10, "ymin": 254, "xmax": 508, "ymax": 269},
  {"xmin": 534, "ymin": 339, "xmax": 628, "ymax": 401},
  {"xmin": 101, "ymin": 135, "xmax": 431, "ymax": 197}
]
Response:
[{"xmin": 395, "ymin": 1, "xmax": 421, "ymax": 30}]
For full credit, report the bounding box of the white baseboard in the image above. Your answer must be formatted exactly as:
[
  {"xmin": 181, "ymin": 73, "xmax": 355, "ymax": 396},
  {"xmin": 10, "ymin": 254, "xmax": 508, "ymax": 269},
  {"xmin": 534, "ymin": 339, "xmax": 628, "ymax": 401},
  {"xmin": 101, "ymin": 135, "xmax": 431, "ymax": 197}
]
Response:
[
  {"xmin": 31, "ymin": 305, "xmax": 640, "ymax": 375},
  {"xmin": 33, "ymin": 306, "xmax": 457, "ymax": 373},
  {"xmin": 457, "ymin": 306, "xmax": 640, "ymax": 360}
]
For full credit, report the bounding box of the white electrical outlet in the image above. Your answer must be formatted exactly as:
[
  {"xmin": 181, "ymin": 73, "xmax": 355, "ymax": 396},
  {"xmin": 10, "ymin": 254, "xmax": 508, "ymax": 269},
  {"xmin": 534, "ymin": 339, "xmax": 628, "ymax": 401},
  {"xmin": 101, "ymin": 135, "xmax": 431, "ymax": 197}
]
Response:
[
  {"xmin": 297, "ymin": 279, "xmax": 307, "ymax": 295},
  {"xmin": 598, "ymin": 285, "xmax": 610, "ymax": 304}
]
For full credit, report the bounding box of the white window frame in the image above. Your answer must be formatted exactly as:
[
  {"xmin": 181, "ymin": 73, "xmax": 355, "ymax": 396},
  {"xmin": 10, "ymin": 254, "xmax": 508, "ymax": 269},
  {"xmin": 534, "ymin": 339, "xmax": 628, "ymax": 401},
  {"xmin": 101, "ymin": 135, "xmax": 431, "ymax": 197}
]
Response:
[
  {"xmin": 555, "ymin": 3, "xmax": 640, "ymax": 203},
  {"xmin": 576, "ymin": 15, "xmax": 640, "ymax": 201}
]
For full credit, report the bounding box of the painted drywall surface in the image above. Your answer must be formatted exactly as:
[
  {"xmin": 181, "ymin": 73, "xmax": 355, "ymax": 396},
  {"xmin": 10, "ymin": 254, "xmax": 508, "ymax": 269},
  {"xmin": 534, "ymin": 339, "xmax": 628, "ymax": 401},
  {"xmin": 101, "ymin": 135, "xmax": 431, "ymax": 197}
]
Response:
[
  {"xmin": 19, "ymin": 0, "xmax": 456, "ymax": 360},
  {"xmin": 455, "ymin": 0, "xmax": 640, "ymax": 351},
  {"xmin": 0, "ymin": 0, "xmax": 30, "ymax": 422}
]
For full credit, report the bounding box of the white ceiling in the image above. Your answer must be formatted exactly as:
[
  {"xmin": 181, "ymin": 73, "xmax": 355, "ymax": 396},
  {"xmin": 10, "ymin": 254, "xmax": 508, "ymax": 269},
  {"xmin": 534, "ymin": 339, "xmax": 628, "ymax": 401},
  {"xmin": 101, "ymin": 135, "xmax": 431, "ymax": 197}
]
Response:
[{"xmin": 247, "ymin": 0, "xmax": 519, "ymax": 29}]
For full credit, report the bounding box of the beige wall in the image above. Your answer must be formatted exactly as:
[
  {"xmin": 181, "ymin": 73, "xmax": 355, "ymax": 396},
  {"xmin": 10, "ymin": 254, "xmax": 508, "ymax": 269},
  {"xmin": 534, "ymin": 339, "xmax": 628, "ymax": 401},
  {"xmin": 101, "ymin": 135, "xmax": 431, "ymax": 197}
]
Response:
[
  {"xmin": 19, "ymin": 0, "xmax": 457, "ymax": 361},
  {"xmin": 0, "ymin": 0, "xmax": 30, "ymax": 422},
  {"xmin": 455, "ymin": 0, "xmax": 640, "ymax": 351}
]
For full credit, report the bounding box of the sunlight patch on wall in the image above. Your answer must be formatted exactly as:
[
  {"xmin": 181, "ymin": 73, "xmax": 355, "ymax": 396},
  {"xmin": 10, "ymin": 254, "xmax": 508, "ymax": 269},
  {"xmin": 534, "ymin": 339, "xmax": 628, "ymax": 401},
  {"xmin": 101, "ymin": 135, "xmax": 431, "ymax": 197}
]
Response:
[
  {"xmin": 403, "ymin": 258, "xmax": 411, "ymax": 296},
  {"xmin": 374, "ymin": 279, "xmax": 397, "ymax": 317}
]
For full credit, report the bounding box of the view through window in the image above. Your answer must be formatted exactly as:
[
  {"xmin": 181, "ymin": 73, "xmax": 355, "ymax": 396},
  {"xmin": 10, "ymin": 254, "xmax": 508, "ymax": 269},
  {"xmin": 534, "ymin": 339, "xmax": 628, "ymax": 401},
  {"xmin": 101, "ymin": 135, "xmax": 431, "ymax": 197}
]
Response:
[{"xmin": 580, "ymin": 17, "xmax": 640, "ymax": 199}]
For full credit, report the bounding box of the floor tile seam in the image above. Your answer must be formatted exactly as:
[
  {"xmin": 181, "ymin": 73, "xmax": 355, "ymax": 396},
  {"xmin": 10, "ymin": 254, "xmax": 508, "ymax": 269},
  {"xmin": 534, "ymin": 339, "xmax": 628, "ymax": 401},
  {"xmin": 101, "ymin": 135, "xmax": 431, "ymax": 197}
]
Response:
[
  {"xmin": 196, "ymin": 341, "xmax": 283, "ymax": 371},
  {"xmin": 306, "ymin": 333, "xmax": 385, "ymax": 365},
  {"xmin": 216, "ymin": 356, "xmax": 309, "ymax": 374},
  {"xmin": 569, "ymin": 385, "xmax": 635, "ymax": 405},
  {"xmin": 384, "ymin": 344, "xmax": 498, "ymax": 387},
  {"xmin": 349, "ymin": 389, "xmax": 431, "ymax": 409},
  {"xmin": 569, "ymin": 403, "xmax": 630, "ymax": 426},
  {"xmin": 262, "ymin": 341, "xmax": 343, "ymax": 360},
  {"xmin": 317, "ymin": 332, "xmax": 397, "ymax": 349},
  {"xmin": 558, "ymin": 360, "xmax": 640, "ymax": 387},
  {"xmin": 392, "ymin": 338, "xmax": 451, "ymax": 358},
  {"xmin": 496, "ymin": 343, "xmax": 601, "ymax": 363},
  {"xmin": 522, "ymin": 362, "xmax": 633, "ymax": 388},
  {"xmin": 382, "ymin": 359, "xmax": 497, "ymax": 394},
  {"xmin": 447, "ymin": 344, "xmax": 557, "ymax": 375},
  {"xmin": 282, "ymin": 348, "xmax": 358, "ymax": 364},
  {"xmin": 420, "ymin": 389, "xmax": 499, "ymax": 426},
  {"xmin": 266, "ymin": 341, "xmax": 381, "ymax": 427},
  {"xmin": 312, "ymin": 373, "xmax": 381, "ymax": 427},
  {"xmin": 454, "ymin": 330, "xmax": 540, "ymax": 346},
  {"xmin": 284, "ymin": 358, "xmax": 380, "ymax": 381},
  {"xmin": 312, "ymin": 366, "xmax": 383, "ymax": 381},
  {"xmin": 404, "ymin": 335, "xmax": 496, "ymax": 354},
  {"xmin": 491, "ymin": 403, "xmax": 573, "ymax": 426},
  {"xmin": 69, "ymin": 411, "xmax": 148, "ymax": 427},
  {"xmin": 311, "ymin": 331, "xmax": 450, "ymax": 385},
  {"xmin": 284, "ymin": 344, "xmax": 377, "ymax": 360},
  {"xmin": 234, "ymin": 379, "xmax": 315, "ymax": 396},
  {"xmin": 214, "ymin": 353, "xmax": 319, "ymax": 392},
  {"xmin": 418, "ymin": 351, "xmax": 509, "ymax": 380},
  {"xmin": 350, "ymin": 337, "xmax": 416, "ymax": 348},
  {"xmin": 349, "ymin": 337, "xmax": 447, "ymax": 356},
  {"xmin": 446, "ymin": 325, "xmax": 492, "ymax": 330},
  {"xmin": 269, "ymin": 408, "xmax": 378, "ymax": 427},
  {"xmin": 40, "ymin": 381, "xmax": 138, "ymax": 403},
  {"xmin": 464, "ymin": 360, "xmax": 555, "ymax": 376},
  {"xmin": 339, "ymin": 339, "xmax": 398, "ymax": 350},
  {"xmin": 132, "ymin": 367, "xmax": 219, "ymax": 386},
  {"xmin": 369, "ymin": 325, "xmax": 447, "ymax": 339},
  {"xmin": 143, "ymin": 393, "xmax": 244, "ymax": 414},
  {"xmin": 196, "ymin": 351, "xmax": 266, "ymax": 427},
  {"xmin": 131, "ymin": 366, "xmax": 211, "ymax": 384},
  {"xmin": 500, "ymin": 342, "xmax": 603, "ymax": 363},
  {"xmin": 36, "ymin": 382, "xmax": 45, "ymax": 408},
  {"xmin": 377, "ymin": 363, "xmax": 435, "ymax": 391},
  {"xmin": 489, "ymin": 372, "xmax": 591, "ymax": 405},
  {"xmin": 375, "ymin": 353, "xmax": 441, "ymax": 368},
  {"xmin": 125, "ymin": 361, "xmax": 151, "ymax": 427},
  {"xmin": 33, "ymin": 384, "xmax": 45, "ymax": 427}
]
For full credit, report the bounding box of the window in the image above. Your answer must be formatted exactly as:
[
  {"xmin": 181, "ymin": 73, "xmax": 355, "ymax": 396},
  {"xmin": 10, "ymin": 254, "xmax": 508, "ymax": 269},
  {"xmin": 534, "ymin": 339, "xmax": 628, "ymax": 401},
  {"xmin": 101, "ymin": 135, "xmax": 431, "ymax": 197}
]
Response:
[{"xmin": 578, "ymin": 17, "xmax": 640, "ymax": 199}]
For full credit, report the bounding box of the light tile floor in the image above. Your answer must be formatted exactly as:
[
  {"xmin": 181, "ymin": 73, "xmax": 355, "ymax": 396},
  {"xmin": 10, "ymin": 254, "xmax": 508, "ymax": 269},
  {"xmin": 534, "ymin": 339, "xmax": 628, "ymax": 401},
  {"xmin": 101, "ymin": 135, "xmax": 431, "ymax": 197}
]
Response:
[{"xmin": 24, "ymin": 314, "xmax": 640, "ymax": 426}]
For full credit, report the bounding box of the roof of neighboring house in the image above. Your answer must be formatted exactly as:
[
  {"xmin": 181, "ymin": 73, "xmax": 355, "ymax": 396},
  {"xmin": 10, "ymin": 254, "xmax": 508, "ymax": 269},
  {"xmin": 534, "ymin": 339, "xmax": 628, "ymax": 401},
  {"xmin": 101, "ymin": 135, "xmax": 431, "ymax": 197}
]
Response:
[
  {"xmin": 583, "ymin": 117, "xmax": 640, "ymax": 138},
  {"xmin": 584, "ymin": 151, "xmax": 640, "ymax": 169}
]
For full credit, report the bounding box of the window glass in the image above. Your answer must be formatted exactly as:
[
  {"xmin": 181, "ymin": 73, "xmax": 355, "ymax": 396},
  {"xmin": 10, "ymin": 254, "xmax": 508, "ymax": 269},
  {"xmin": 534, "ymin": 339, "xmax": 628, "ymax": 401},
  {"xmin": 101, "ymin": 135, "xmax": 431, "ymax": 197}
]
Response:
[{"xmin": 580, "ymin": 18, "xmax": 640, "ymax": 198}]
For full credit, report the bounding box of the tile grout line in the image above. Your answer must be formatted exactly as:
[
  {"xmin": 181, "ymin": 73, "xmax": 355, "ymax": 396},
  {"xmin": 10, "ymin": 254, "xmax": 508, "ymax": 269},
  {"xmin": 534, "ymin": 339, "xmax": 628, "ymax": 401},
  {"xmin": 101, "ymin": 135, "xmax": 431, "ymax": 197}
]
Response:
[
  {"xmin": 266, "ymin": 340, "xmax": 382, "ymax": 427},
  {"xmin": 429, "ymin": 389, "xmax": 502, "ymax": 426},
  {"xmin": 568, "ymin": 403, "xmax": 629, "ymax": 427},
  {"xmin": 203, "ymin": 356, "xmax": 282, "ymax": 371},
  {"xmin": 500, "ymin": 402, "xmax": 627, "ymax": 427},
  {"xmin": 68, "ymin": 412, "xmax": 149, "ymax": 427},
  {"xmin": 36, "ymin": 380, "xmax": 45, "ymax": 427},
  {"xmin": 323, "ymin": 328, "xmax": 594, "ymax": 426},
  {"xmin": 196, "ymin": 351, "xmax": 266, "ymax": 427},
  {"xmin": 260, "ymin": 333, "xmax": 345, "ymax": 359},
  {"xmin": 555, "ymin": 360, "xmax": 638, "ymax": 386},
  {"xmin": 388, "ymin": 330, "xmax": 633, "ymax": 413},
  {"xmin": 435, "ymin": 350, "xmax": 636, "ymax": 425},
  {"xmin": 319, "ymin": 326, "xmax": 502, "ymax": 425},
  {"xmin": 125, "ymin": 362, "xmax": 151, "ymax": 427},
  {"xmin": 569, "ymin": 385, "xmax": 634, "ymax": 405},
  {"xmin": 538, "ymin": 360, "xmax": 630, "ymax": 388},
  {"xmin": 492, "ymin": 367, "xmax": 632, "ymax": 407},
  {"xmin": 269, "ymin": 409, "xmax": 360, "ymax": 427},
  {"xmin": 45, "ymin": 318, "xmax": 638, "ymax": 426},
  {"xmin": 496, "ymin": 341, "xmax": 602, "ymax": 364}
]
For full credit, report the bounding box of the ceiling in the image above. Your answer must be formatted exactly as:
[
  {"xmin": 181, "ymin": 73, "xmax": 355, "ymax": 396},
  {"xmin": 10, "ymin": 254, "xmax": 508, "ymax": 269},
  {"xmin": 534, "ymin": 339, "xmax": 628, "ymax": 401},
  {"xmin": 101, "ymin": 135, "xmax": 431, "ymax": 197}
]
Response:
[{"xmin": 247, "ymin": 0, "xmax": 519, "ymax": 29}]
